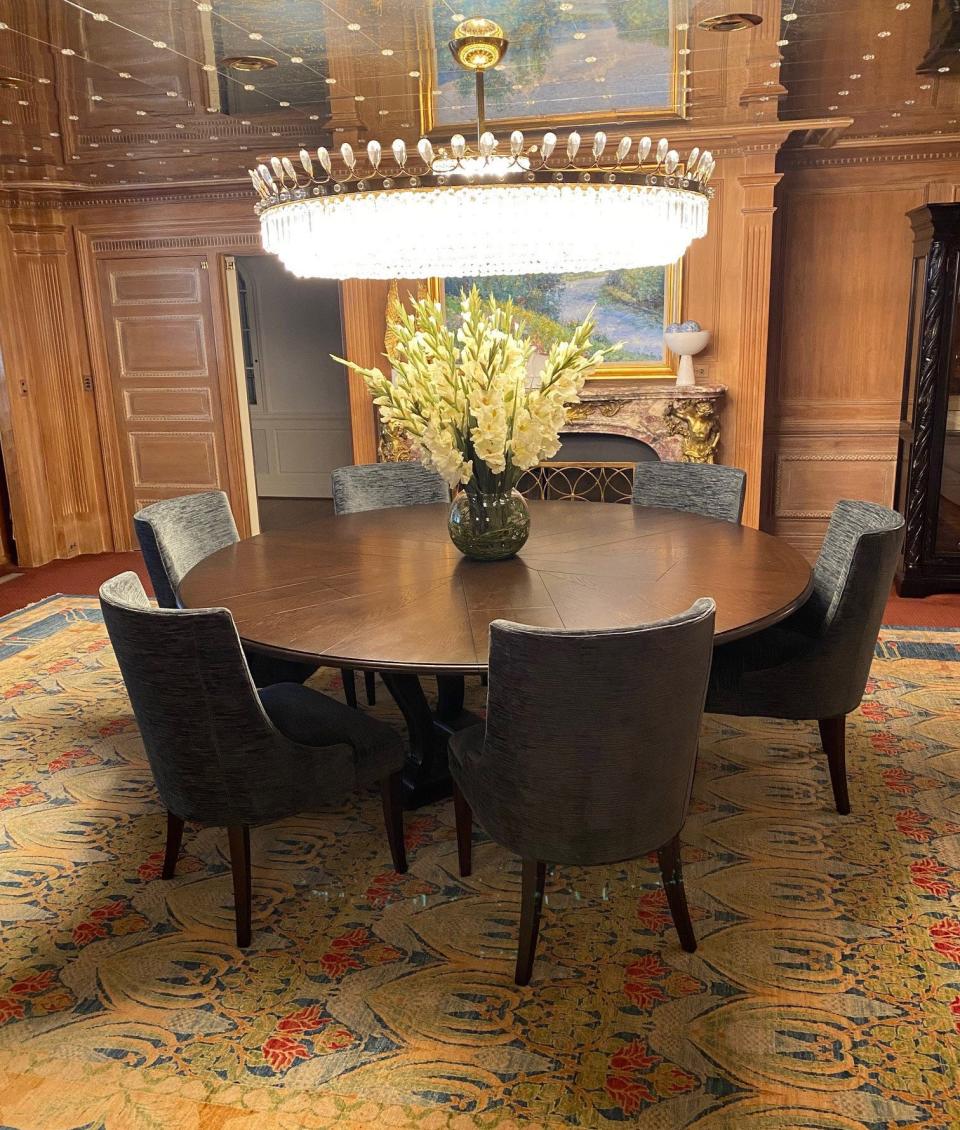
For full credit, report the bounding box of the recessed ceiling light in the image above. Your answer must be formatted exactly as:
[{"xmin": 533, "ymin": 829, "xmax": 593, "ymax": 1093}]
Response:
[
  {"xmin": 248, "ymin": 32, "xmax": 263, "ymax": 40},
  {"xmin": 38, "ymin": 77, "xmax": 50, "ymax": 83},
  {"xmin": 939, "ymin": 65, "xmax": 951, "ymax": 72},
  {"xmin": 381, "ymin": 48, "xmax": 394, "ymax": 56},
  {"xmin": 152, "ymin": 40, "xmax": 167, "ymax": 48},
  {"xmin": 279, "ymin": 100, "xmax": 289, "ymax": 106},
  {"xmin": 347, "ymin": 23, "xmax": 361, "ymax": 31},
  {"xmin": 309, "ymin": 113, "xmax": 319, "ymax": 120},
  {"xmin": 118, "ymin": 71, "xmax": 131, "ymax": 78},
  {"xmin": 676, "ymin": 22, "xmax": 689, "ymax": 31},
  {"xmin": 877, "ymin": 30, "xmax": 891, "ymax": 37},
  {"xmin": 325, "ymin": 77, "xmax": 336, "ymax": 84},
  {"xmin": 896, "ymin": 2, "xmax": 910, "ymax": 8},
  {"xmin": 849, "ymin": 73, "xmax": 861, "ymax": 79},
  {"xmin": 777, "ymin": 38, "xmax": 789, "ymax": 46},
  {"xmin": 920, "ymin": 82, "xmax": 932, "ymax": 89},
  {"xmin": 783, "ymin": 12, "xmax": 798, "ymax": 21},
  {"xmin": 828, "ymin": 104, "xmax": 839, "ymax": 110},
  {"xmin": 202, "ymin": 64, "xmax": 216, "ymax": 73},
  {"xmin": 698, "ymin": 13, "xmax": 763, "ymax": 32},
  {"xmin": 862, "ymin": 54, "xmax": 875, "ymax": 61},
  {"xmin": 409, "ymin": 70, "xmax": 420, "ymax": 77},
  {"xmin": 354, "ymin": 94, "xmax": 365, "ymax": 101},
  {"xmin": 136, "ymin": 109, "xmax": 147, "ymax": 116},
  {"xmin": 243, "ymin": 84, "xmax": 255, "ymax": 91},
  {"xmin": 221, "ymin": 55, "xmax": 278, "ymax": 71},
  {"xmin": 92, "ymin": 12, "xmax": 108, "ymax": 20},
  {"xmin": 290, "ymin": 56, "xmax": 303, "ymax": 63},
  {"xmin": 838, "ymin": 89, "xmax": 850, "ymax": 95},
  {"xmin": 61, "ymin": 48, "xmax": 75, "ymax": 56}
]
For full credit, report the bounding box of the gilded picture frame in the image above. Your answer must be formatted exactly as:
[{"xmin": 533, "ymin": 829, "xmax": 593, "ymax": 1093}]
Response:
[
  {"xmin": 430, "ymin": 261, "xmax": 683, "ymax": 381},
  {"xmin": 417, "ymin": 0, "xmax": 689, "ymax": 136}
]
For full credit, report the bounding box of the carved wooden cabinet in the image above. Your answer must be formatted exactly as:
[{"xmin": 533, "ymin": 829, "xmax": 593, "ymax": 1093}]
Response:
[{"xmin": 895, "ymin": 204, "xmax": 960, "ymax": 595}]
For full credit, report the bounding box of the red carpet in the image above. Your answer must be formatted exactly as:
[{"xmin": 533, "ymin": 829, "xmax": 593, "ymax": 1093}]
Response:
[{"xmin": 0, "ymin": 551, "xmax": 958, "ymax": 627}]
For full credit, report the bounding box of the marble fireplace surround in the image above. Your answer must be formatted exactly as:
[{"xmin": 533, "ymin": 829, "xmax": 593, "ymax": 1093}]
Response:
[{"xmin": 562, "ymin": 380, "xmax": 727, "ymax": 465}]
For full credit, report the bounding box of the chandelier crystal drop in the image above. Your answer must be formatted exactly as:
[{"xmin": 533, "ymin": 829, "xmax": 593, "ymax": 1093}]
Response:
[{"xmin": 249, "ymin": 19, "xmax": 714, "ymax": 280}]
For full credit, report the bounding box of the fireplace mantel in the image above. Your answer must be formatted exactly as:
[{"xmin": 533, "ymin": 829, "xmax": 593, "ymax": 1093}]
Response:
[{"xmin": 566, "ymin": 380, "xmax": 727, "ymax": 464}]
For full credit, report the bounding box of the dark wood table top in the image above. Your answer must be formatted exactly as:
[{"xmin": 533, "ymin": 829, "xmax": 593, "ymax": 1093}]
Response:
[{"xmin": 180, "ymin": 501, "xmax": 814, "ymax": 675}]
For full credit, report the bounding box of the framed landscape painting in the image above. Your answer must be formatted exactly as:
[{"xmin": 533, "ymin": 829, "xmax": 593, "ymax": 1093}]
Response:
[
  {"xmin": 439, "ymin": 265, "xmax": 682, "ymax": 379},
  {"xmin": 420, "ymin": 0, "xmax": 686, "ymax": 133}
]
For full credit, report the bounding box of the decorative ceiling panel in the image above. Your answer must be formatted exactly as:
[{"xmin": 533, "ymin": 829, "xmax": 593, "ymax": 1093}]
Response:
[{"xmin": 0, "ymin": 0, "xmax": 955, "ymax": 193}]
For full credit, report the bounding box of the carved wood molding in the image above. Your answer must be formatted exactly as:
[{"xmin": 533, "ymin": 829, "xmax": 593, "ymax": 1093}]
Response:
[
  {"xmin": 904, "ymin": 239, "xmax": 948, "ymax": 566},
  {"xmin": 90, "ymin": 233, "xmax": 261, "ymax": 253},
  {"xmin": 774, "ymin": 451, "xmax": 894, "ymax": 519}
]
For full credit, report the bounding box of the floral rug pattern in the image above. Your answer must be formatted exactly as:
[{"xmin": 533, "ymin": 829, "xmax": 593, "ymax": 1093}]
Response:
[{"xmin": 0, "ymin": 597, "xmax": 959, "ymax": 1128}]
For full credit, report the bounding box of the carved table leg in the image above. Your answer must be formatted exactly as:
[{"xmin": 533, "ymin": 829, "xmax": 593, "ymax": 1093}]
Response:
[{"xmin": 381, "ymin": 672, "xmax": 476, "ymax": 808}]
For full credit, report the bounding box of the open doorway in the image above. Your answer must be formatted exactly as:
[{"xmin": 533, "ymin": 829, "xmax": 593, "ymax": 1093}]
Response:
[{"xmin": 225, "ymin": 255, "xmax": 351, "ymax": 532}]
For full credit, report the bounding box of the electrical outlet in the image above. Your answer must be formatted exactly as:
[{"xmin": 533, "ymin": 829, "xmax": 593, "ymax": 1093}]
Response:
[
  {"xmin": 18, "ymin": 378, "xmax": 28, "ymax": 396},
  {"xmin": 694, "ymin": 365, "xmax": 706, "ymax": 384}
]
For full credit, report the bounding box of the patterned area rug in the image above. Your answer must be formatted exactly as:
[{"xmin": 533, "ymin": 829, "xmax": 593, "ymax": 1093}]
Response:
[{"xmin": 1, "ymin": 597, "xmax": 959, "ymax": 1129}]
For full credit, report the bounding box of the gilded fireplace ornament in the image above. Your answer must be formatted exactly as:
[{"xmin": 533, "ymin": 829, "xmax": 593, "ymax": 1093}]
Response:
[{"xmin": 665, "ymin": 399, "xmax": 721, "ymax": 464}]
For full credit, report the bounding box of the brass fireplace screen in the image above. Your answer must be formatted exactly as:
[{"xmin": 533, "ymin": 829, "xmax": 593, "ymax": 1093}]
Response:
[{"xmin": 515, "ymin": 462, "xmax": 635, "ymax": 504}]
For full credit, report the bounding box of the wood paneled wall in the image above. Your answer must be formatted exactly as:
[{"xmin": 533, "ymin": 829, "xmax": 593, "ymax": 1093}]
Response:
[
  {"xmin": 0, "ymin": 124, "xmax": 797, "ymax": 564},
  {"xmin": 763, "ymin": 145, "xmax": 960, "ymax": 559}
]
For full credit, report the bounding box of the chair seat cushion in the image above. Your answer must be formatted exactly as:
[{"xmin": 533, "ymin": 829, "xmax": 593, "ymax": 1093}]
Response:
[
  {"xmin": 259, "ymin": 683, "xmax": 404, "ymax": 786},
  {"xmin": 707, "ymin": 620, "xmax": 819, "ymax": 718}
]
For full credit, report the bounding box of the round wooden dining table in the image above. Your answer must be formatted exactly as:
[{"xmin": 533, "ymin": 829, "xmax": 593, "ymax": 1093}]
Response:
[{"xmin": 180, "ymin": 500, "xmax": 813, "ymax": 805}]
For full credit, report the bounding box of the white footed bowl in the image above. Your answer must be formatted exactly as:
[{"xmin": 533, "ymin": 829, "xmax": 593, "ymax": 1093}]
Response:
[{"xmin": 664, "ymin": 329, "xmax": 711, "ymax": 356}]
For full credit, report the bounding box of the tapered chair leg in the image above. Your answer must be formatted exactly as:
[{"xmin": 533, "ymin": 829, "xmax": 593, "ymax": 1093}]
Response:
[
  {"xmin": 364, "ymin": 670, "xmax": 377, "ymax": 706},
  {"xmin": 657, "ymin": 835, "xmax": 697, "ymax": 954},
  {"xmin": 818, "ymin": 715, "xmax": 850, "ymax": 815},
  {"xmin": 162, "ymin": 811, "xmax": 184, "ymax": 879},
  {"xmin": 381, "ymin": 772, "xmax": 407, "ymax": 874},
  {"xmin": 452, "ymin": 781, "xmax": 473, "ymax": 878},
  {"xmin": 342, "ymin": 668, "xmax": 358, "ymax": 709},
  {"xmin": 228, "ymin": 825, "xmax": 252, "ymax": 948},
  {"xmin": 515, "ymin": 859, "xmax": 546, "ymax": 986}
]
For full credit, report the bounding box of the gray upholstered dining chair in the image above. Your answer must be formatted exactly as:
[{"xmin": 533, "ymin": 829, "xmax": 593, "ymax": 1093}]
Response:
[
  {"xmin": 449, "ymin": 599, "xmax": 717, "ymax": 985},
  {"xmin": 332, "ymin": 461, "xmax": 449, "ymax": 516},
  {"xmin": 706, "ymin": 500, "xmax": 904, "ymax": 815},
  {"xmin": 632, "ymin": 462, "xmax": 747, "ymax": 523},
  {"xmin": 99, "ymin": 571, "xmax": 407, "ymax": 947},
  {"xmin": 133, "ymin": 492, "xmax": 332, "ymax": 698},
  {"xmin": 332, "ymin": 461, "xmax": 450, "ymax": 704}
]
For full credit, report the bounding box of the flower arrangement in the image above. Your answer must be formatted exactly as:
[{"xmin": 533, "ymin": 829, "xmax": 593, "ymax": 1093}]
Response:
[
  {"xmin": 334, "ymin": 286, "xmax": 617, "ymax": 558},
  {"xmin": 337, "ymin": 286, "xmax": 616, "ymax": 489}
]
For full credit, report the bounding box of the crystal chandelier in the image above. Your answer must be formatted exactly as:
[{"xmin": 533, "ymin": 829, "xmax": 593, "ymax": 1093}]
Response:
[{"xmin": 249, "ymin": 17, "xmax": 714, "ymax": 280}]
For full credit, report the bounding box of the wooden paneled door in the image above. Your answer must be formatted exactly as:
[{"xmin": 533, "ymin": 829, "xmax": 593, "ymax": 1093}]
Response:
[{"xmin": 95, "ymin": 254, "xmax": 248, "ymax": 547}]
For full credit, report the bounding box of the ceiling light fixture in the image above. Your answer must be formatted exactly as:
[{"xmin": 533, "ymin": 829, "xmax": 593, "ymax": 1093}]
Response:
[
  {"xmin": 249, "ymin": 16, "xmax": 713, "ymax": 279},
  {"xmin": 697, "ymin": 13, "xmax": 763, "ymax": 32},
  {"xmin": 221, "ymin": 55, "xmax": 278, "ymax": 72}
]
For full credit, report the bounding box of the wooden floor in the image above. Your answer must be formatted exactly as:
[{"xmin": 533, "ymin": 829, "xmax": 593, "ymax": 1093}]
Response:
[{"xmin": 0, "ymin": 548, "xmax": 958, "ymax": 626}]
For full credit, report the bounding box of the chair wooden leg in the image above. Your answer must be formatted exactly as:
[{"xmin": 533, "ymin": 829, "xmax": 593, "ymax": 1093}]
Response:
[
  {"xmin": 515, "ymin": 859, "xmax": 546, "ymax": 986},
  {"xmin": 380, "ymin": 772, "xmax": 407, "ymax": 874},
  {"xmin": 162, "ymin": 811, "xmax": 184, "ymax": 879},
  {"xmin": 657, "ymin": 835, "xmax": 697, "ymax": 954},
  {"xmin": 818, "ymin": 715, "xmax": 850, "ymax": 815},
  {"xmin": 452, "ymin": 781, "xmax": 473, "ymax": 878},
  {"xmin": 342, "ymin": 668, "xmax": 358, "ymax": 709},
  {"xmin": 364, "ymin": 670, "xmax": 377, "ymax": 705},
  {"xmin": 227, "ymin": 825, "xmax": 252, "ymax": 948}
]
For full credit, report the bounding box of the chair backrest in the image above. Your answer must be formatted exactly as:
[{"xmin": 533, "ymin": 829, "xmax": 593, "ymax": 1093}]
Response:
[
  {"xmin": 332, "ymin": 461, "xmax": 449, "ymax": 515},
  {"xmin": 470, "ymin": 599, "xmax": 716, "ymax": 866},
  {"xmin": 133, "ymin": 491, "xmax": 239, "ymax": 608},
  {"xmin": 802, "ymin": 500, "xmax": 905, "ymax": 700},
  {"xmin": 632, "ymin": 462, "xmax": 747, "ymax": 523},
  {"xmin": 99, "ymin": 572, "xmax": 327, "ymax": 827}
]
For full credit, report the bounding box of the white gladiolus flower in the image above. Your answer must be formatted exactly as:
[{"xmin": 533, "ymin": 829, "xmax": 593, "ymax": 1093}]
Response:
[{"xmin": 332, "ymin": 286, "xmax": 620, "ymax": 494}]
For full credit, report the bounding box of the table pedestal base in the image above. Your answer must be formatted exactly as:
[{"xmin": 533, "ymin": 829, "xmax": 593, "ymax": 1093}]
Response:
[{"xmin": 380, "ymin": 673, "xmax": 480, "ymax": 809}]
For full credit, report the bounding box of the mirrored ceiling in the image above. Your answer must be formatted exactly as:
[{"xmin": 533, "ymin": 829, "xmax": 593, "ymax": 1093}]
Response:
[{"xmin": 0, "ymin": 0, "xmax": 955, "ymax": 191}]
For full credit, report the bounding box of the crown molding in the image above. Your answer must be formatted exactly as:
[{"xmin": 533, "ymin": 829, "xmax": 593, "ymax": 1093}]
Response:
[{"xmin": 782, "ymin": 131, "xmax": 960, "ymax": 169}]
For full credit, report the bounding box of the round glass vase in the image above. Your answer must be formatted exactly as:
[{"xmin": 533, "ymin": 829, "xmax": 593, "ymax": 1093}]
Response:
[{"xmin": 448, "ymin": 487, "xmax": 531, "ymax": 562}]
